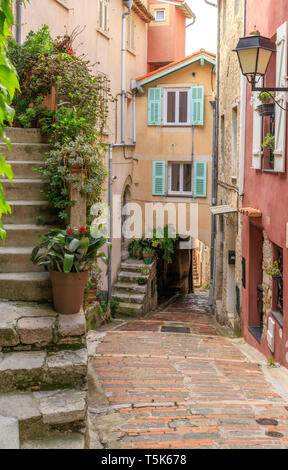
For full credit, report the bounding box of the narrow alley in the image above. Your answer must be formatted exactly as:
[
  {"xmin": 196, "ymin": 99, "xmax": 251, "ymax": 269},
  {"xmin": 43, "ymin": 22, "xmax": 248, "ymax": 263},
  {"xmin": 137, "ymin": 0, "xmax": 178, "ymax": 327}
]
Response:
[{"xmin": 87, "ymin": 293, "xmax": 288, "ymax": 449}]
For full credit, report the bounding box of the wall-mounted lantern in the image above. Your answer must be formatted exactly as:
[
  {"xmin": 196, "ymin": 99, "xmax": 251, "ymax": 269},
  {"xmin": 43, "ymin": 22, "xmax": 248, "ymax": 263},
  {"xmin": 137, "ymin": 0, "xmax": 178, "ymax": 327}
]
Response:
[{"xmin": 234, "ymin": 31, "xmax": 288, "ymax": 93}]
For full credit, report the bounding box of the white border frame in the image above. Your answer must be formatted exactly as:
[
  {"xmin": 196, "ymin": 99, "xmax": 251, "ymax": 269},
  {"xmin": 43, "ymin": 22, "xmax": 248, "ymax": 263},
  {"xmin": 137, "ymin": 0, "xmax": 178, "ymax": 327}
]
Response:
[
  {"xmin": 163, "ymin": 88, "xmax": 190, "ymax": 126},
  {"xmin": 168, "ymin": 162, "xmax": 193, "ymax": 196}
]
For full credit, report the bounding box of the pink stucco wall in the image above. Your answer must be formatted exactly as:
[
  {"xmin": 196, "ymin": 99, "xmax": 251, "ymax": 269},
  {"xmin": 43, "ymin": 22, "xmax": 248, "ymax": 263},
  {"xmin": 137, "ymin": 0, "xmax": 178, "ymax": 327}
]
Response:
[{"xmin": 242, "ymin": 0, "xmax": 288, "ymax": 367}]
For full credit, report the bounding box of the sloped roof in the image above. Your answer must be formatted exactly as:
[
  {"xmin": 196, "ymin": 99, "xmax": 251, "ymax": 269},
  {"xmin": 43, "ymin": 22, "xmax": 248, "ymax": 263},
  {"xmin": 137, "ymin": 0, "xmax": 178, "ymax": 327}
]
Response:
[
  {"xmin": 132, "ymin": 0, "xmax": 154, "ymax": 22},
  {"xmin": 134, "ymin": 50, "xmax": 216, "ymax": 87},
  {"xmin": 173, "ymin": 1, "xmax": 195, "ymax": 19}
]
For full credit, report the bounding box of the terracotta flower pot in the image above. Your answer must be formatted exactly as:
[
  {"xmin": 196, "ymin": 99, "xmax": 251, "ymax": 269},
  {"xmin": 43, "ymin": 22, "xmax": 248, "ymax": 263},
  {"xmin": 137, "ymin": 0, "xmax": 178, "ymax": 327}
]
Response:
[
  {"xmin": 143, "ymin": 253, "xmax": 153, "ymax": 265},
  {"xmin": 50, "ymin": 271, "xmax": 89, "ymax": 314}
]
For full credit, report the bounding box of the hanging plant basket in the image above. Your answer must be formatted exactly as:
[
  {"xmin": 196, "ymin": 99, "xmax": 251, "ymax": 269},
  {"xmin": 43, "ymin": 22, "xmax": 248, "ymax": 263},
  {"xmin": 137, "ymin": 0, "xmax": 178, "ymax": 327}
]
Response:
[{"xmin": 257, "ymin": 103, "xmax": 275, "ymax": 116}]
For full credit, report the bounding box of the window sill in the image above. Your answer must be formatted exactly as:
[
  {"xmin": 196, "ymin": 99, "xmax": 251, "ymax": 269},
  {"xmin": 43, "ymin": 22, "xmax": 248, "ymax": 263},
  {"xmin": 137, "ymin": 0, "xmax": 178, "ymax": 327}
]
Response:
[
  {"xmin": 127, "ymin": 48, "xmax": 136, "ymax": 57},
  {"xmin": 262, "ymin": 169, "xmax": 278, "ymax": 174},
  {"xmin": 54, "ymin": 0, "xmax": 69, "ymax": 10},
  {"xmin": 248, "ymin": 326, "xmax": 263, "ymax": 344},
  {"xmin": 167, "ymin": 193, "xmax": 193, "ymax": 197},
  {"xmin": 271, "ymin": 311, "xmax": 283, "ymax": 328},
  {"xmin": 162, "ymin": 124, "xmax": 191, "ymax": 128},
  {"xmin": 97, "ymin": 28, "xmax": 110, "ymax": 40}
]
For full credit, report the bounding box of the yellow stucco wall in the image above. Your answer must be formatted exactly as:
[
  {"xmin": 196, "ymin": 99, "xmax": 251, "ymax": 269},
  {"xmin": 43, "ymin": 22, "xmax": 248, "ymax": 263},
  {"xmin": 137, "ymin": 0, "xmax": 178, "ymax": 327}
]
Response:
[{"xmin": 133, "ymin": 60, "xmax": 215, "ymax": 247}]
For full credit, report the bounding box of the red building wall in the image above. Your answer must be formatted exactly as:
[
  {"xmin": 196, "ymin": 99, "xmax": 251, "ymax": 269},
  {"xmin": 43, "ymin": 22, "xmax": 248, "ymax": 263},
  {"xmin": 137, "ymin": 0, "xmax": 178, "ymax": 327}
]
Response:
[
  {"xmin": 147, "ymin": 0, "xmax": 186, "ymax": 71},
  {"xmin": 242, "ymin": 0, "xmax": 288, "ymax": 367}
]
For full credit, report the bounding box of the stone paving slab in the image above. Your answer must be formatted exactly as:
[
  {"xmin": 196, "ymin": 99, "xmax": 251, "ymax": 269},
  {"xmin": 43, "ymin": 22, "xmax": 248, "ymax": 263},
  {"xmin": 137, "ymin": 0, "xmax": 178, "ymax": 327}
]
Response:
[
  {"xmin": 88, "ymin": 293, "xmax": 288, "ymax": 449},
  {"xmin": 0, "ymin": 416, "xmax": 20, "ymax": 449}
]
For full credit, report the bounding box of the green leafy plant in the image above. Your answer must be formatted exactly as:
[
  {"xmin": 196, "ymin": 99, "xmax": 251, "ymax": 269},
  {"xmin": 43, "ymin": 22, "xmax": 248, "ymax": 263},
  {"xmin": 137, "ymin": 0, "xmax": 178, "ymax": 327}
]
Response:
[
  {"xmin": 265, "ymin": 261, "xmax": 280, "ymax": 277},
  {"xmin": 141, "ymin": 265, "xmax": 150, "ymax": 276},
  {"xmin": 152, "ymin": 225, "xmax": 178, "ymax": 264},
  {"xmin": 129, "ymin": 240, "xmax": 142, "ymax": 259},
  {"xmin": 30, "ymin": 224, "xmax": 107, "ymax": 273},
  {"xmin": 137, "ymin": 277, "xmax": 147, "ymax": 285},
  {"xmin": 262, "ymin": 133, "xmax": 275, "ymax": 151},
  {"xmin": 0, "ymin": 0, "xmax": 23, "ymax": 242},
  {"xmin": 8, "ymin": 25, "xmax": 111, "ymax": 221},
  {"xmin": 257, "ymin": 91, "xmax": 274, "ymax": 104},
  {"xmin": 142, "ymin": 247, "xmax": 154, "ymax": 255},
  {"xmin": 267, "ymin": 358, "xmax": 276, "ymax": 367}
]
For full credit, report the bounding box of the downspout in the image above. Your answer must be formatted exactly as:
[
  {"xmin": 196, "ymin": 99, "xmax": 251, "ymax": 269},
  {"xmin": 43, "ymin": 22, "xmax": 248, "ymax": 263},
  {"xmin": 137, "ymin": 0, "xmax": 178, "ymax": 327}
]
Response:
[
  {"xmin": 239, "ymin": 1, "xmax": 247, "ymax": 196},
  {"xmin": 107, "ymin": 0, "xmax": 135, "ymax": 301},
  {"xmin": 208, "ymin": 1, "xmax": 219, "ymax": 308},
  {"xmin": 108, "ymin": 144, "xmax": 113, "ymax": 301},
  {"xmin": 121, "ymin": 1, "xmax": 133, "ymax": 143},
  {"xmin": 16, "ymin": 0, "xmax": 22, "ymax": 44}
]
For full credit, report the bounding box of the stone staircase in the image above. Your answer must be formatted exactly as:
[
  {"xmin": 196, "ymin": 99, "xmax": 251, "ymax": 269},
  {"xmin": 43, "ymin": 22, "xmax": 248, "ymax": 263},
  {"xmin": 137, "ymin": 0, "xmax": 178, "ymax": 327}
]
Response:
[
  {"xmin": 112, "ymin": 259, "xmax": 157, "ymax": 316},
  {"xmin": 0, "ymin": 128, "xmax": 57, "ymax": 302},
  {"xmin": 0, "ymin": 129, "xmax": 88, "ymax": 449}
]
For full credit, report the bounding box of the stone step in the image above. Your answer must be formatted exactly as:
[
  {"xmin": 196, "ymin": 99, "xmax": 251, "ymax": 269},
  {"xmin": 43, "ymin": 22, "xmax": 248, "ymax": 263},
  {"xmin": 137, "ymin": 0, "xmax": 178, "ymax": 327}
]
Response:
[
  {"xmin": 116, "ymin": 302, "xmax": 143, "ymax": 317},
  {"xmin": 0, "ymin": 301, "xmax": 86, "ymax": 350},
  {"xmin": 120, "ymin": 261, "xmax": 150, "ymax": 273},
  {"xmin": 118, "ymin": 271, "xmax": 149, "ymax": 283},
  {"xmin": 0, "ymin": 272, "xmax": 52, "ymax": 301},
  {"xmin": 1, "ymin": 179, "xmax": 46, "ymax": 201},
  {"xmin": 0, "ymin": 416, "xmax": 20, "ymax": 449},
  {"xmin": 20, "ymin": 432, "xmax": 85, "ymax": 449},
  {"xmin": 0, "ymin": 388, "xmax": 87, "ymax": 441},
  {"xmin": 112, "ymin": 290, "xmax": 145, "ymax": 305},
  {"xmin": 3, "ymin": 224, "xmax": 55, "ymax": 247},
  {"xmin": 2, "ymin": 201, "xmax": 58, "ymax": 225},
  {"xmin": 121, "ymin": 250, "xmax": 129, "ymax": 262},
  {"xmin": 113, "ymin": 281, "xmax": 147, "ymax": 294},
  {"xmin": 0, "ymin": 143, "xmax": 49, "ymax": 161},
  {"xmin": 4, "ymin": 128, "xmax": 48, "ymax": 144},
  {"xmin": 0, "ymin": 349, "xmax": 87, "ymax": 392},
  {"xmin": 6, "ymin": 161, "xmax": 43, "ymax": 179},
  {"xmin": 0, "ymin": 247, "xmax": 45, "ymax": 273}
]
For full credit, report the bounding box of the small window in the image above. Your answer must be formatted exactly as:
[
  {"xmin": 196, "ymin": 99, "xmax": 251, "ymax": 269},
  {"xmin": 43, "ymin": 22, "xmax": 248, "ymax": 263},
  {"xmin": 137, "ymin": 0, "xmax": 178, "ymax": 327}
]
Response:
[
  {"xmin": 98, "ymin": 0, "xmax": 109, "ymax": 33},
  {"xmin": 164, "ymin": 89, "xmax": 189, "ymax": 126},
  {"xmin": 155, "ymin": 9, "xmax": 166, "ymax": 22},
  {"xmin": 168, "ymin": 163, "xmax": 192, "ymax": 195}
]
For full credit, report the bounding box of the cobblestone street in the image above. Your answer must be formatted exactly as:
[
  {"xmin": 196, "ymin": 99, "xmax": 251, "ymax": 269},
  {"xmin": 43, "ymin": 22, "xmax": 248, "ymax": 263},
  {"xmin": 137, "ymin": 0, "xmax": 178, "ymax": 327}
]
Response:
[{"xmin": 87, "ymin": 293, "xmax": 288, "ymax": 449}]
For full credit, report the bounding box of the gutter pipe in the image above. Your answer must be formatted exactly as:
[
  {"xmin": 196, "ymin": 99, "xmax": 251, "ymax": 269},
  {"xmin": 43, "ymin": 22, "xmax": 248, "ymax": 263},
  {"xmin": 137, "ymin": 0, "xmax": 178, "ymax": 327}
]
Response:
[
  {"xmin": 16, "ymin": 0, "xmax": 22, "ymax": 44},
  {"xmin": 108, "ymin": 0, "xmax": 135, "ymax": 301}
]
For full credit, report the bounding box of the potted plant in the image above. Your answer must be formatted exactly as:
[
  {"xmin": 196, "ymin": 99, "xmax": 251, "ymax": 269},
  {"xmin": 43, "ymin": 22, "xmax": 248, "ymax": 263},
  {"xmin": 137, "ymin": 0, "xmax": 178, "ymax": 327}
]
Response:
[
  {"xmin": 85, "ymin": 279, "xmax": 98, "ymax": 304},
  {"xmin": 257, "ymin": 92, "xmax": 275, "ymax": 116},
  {"xmin": 142, "ymin": 247, "xmax": 154, "ymax": 265},
  {"xmin": 137, "ymin": 277, "xmax": 147, "ymax": 286},
  {"xmin": 262, "ymin": 132, "xmax": 275, "ymax": 151},
  {"xmin": 265, "ymin": 261, "xmax": 281, "ymax": 281},
  {"xmin": 31, "ymin": 225, "xmax": 107, "ymax": 314},
  {"xmin": 129, "ymin": 240, "xmax": 142, "ymax": 260}
]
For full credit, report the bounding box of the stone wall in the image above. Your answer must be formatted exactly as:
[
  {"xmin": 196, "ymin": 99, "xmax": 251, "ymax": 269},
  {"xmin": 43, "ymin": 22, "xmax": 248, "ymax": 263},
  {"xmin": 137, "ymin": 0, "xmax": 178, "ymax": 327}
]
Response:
[
  {"xmin": 262, "ymin": 231, "xmax": 273, "ymax": 334},
  {"xmin": 213, "ymin": 0, "xmax": 245, "ymax": 335}
]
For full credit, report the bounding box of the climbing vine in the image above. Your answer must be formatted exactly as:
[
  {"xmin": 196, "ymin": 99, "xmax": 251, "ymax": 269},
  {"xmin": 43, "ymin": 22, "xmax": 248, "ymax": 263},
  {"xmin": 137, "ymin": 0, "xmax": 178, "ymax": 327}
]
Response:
[
  {"xmin": 0, "ymin": 0, "xmax": 22, "ymax": 242},
  {"xmin": 8, "ymin": 25, "xmax": 111, "ymax": 221}
]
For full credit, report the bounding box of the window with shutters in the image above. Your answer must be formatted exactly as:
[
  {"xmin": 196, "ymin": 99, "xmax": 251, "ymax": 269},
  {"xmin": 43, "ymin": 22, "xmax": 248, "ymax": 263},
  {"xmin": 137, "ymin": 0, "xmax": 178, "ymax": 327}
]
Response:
[
  {"xmin": 98, "ymin": 0, "xmax": 109, "ymax": 33},
  {"xmin": 163, "ymin": 89, "xmax": 190, "ymax": 126},
  {"xmin": 168, "ymin": 163, "xmax": 192, "ymax": 196}
]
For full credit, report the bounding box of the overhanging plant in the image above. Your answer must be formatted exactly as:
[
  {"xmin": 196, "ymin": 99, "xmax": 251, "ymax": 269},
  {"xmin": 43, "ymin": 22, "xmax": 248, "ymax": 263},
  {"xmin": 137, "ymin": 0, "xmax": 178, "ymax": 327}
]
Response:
[
  {"xmin": 262, "ymin": 133, "xmax": 275, "ymax": 151},
  {"xmin": 265, "ymin": 261, "xmax": 281, "ymax": 278}
]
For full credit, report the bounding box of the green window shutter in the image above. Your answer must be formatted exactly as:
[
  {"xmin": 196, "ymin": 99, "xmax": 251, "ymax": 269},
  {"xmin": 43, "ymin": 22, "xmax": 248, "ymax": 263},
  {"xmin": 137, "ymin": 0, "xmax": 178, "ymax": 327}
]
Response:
[
  {"xmin": 191, "ymin": 86, "xmax": 204, "ymax": 125},
  {"xmin": 152, "ymin": 161, "xmax": 166, "ymax": 195},
  {"xmin": 193, "ymin": 162, "xmax": 207, "ymax": 197},
  {"xmin": 148, "ymin": 88, "xmax": 162, "ymax": 125}
]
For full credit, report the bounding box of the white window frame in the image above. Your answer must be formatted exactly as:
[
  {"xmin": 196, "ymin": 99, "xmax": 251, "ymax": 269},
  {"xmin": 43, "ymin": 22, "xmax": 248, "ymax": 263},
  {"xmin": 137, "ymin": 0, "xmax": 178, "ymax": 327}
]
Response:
[
  {"xmin": 98, "ymin": 0, "xmax": 109, "ymax": 33},
  {"xmin": 155, "ymin": 9, "xmax": 166, "ymax": 22},
  {"xmin": 163, "ymin": 88, "xmax": 190, "ymax": 126},
  {"xmin": 168, "ymin": 163, "xmax": 193, "ymax": 196}
]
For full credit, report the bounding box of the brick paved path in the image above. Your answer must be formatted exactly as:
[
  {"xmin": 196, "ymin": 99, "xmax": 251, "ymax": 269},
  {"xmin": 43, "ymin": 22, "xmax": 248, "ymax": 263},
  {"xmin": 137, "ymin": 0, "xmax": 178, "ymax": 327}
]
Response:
[{"xmin": 88, "ymin": 292, "xmax": 288, "ymax": 449}]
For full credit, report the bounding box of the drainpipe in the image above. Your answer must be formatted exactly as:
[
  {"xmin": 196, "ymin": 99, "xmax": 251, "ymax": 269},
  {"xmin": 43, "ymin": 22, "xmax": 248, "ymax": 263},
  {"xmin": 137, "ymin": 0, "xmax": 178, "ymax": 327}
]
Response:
[
  {"xmin": 208, "ymin": 0, "xmax": 219, "ymax": 308},
  {"xmin": 16, "ymin": 0, "xmax": 22, "ymax": 44},
  {"xmin": 121, "ymin": 1, "xmax": 133, "ymax": 143},
  {"xmin": 108, "ymin": 144, "xmax": 113, "ymax": 301}
]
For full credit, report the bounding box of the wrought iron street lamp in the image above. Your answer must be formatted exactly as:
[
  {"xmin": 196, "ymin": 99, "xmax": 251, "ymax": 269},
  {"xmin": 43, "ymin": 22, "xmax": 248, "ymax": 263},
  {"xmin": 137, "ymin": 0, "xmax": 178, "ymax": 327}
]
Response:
[{"xmin": 234, "ymin": 31, "xmax": 288, "ymax": 92}]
